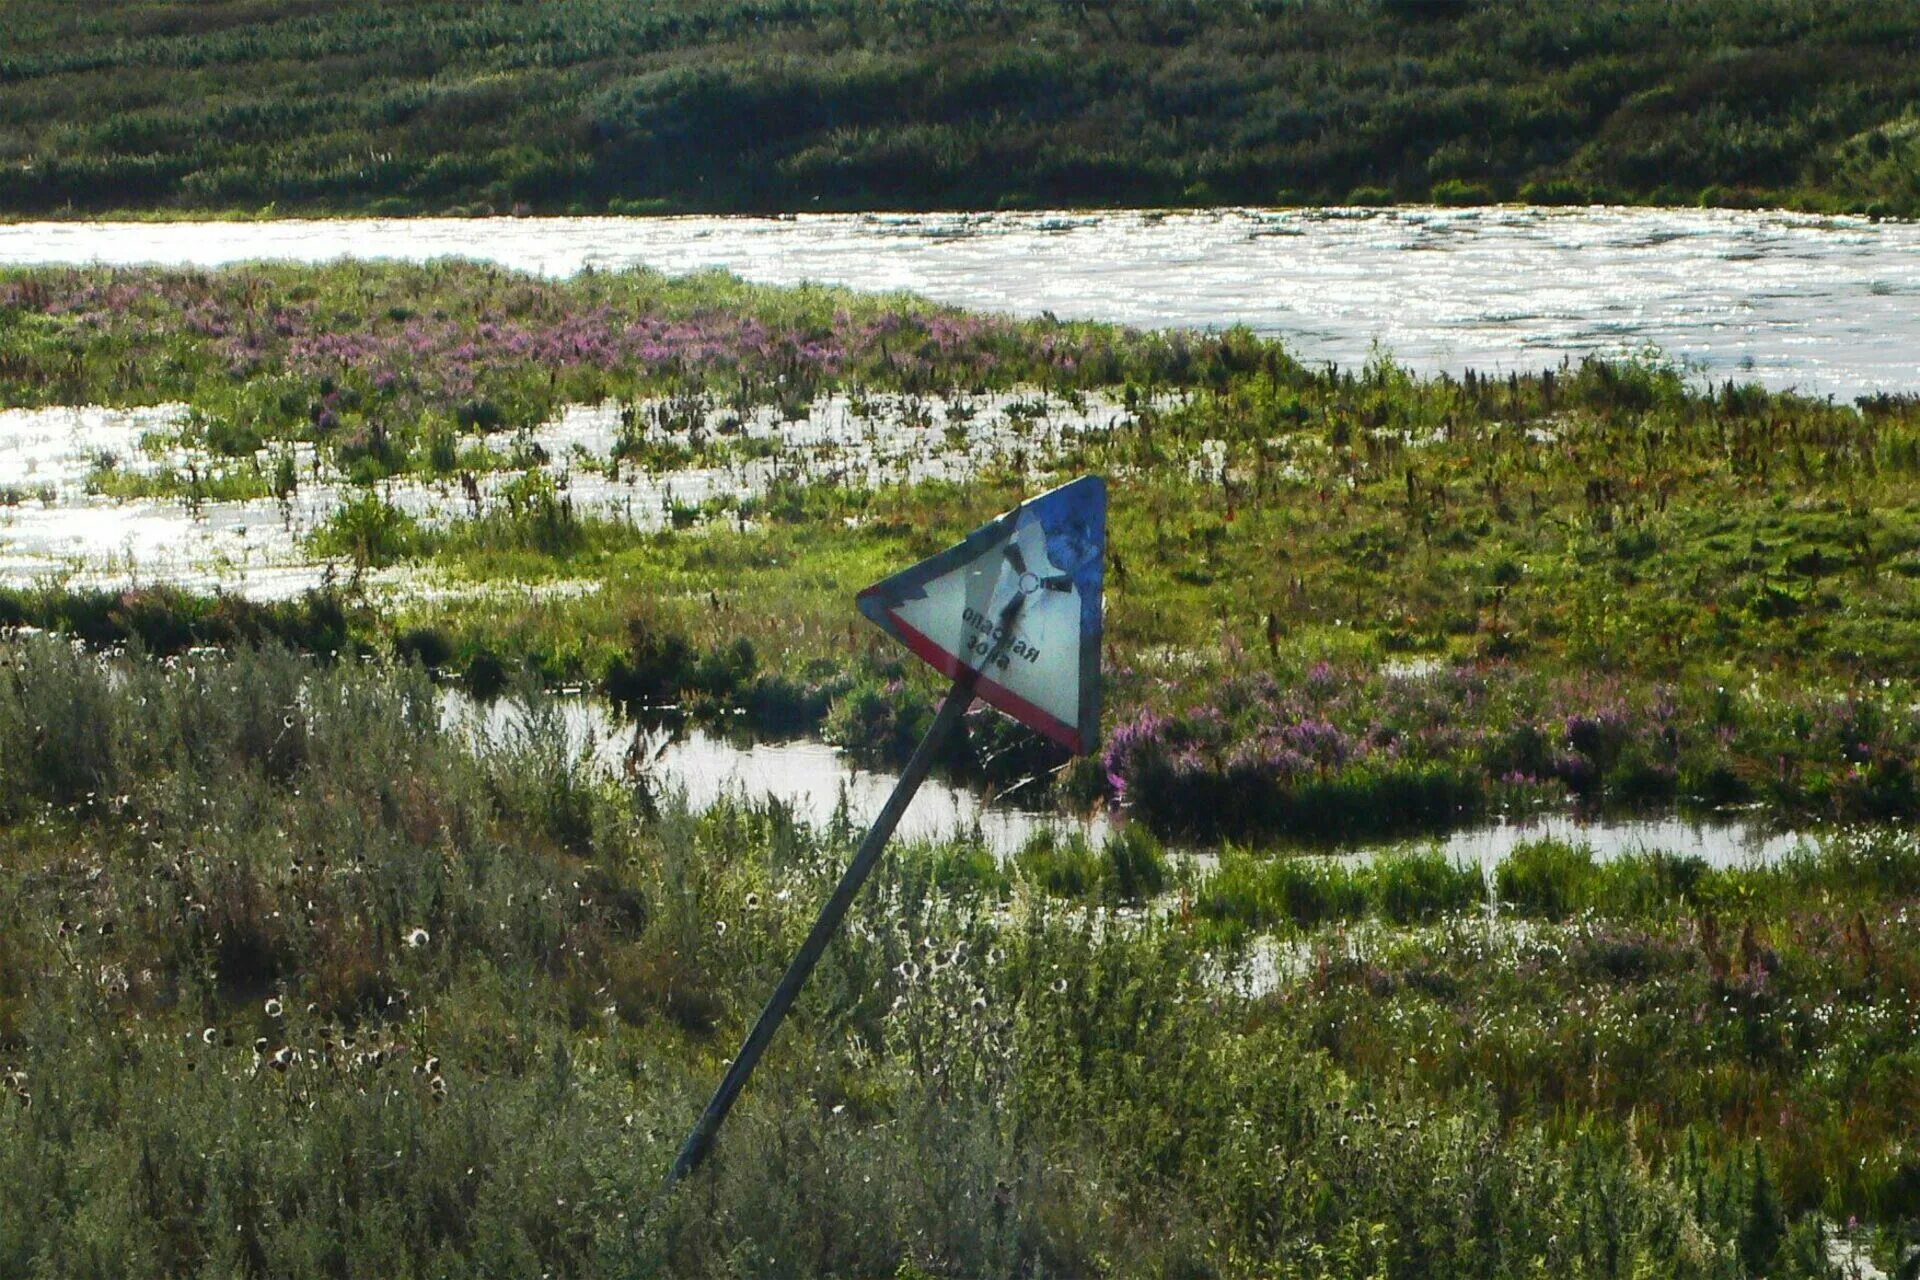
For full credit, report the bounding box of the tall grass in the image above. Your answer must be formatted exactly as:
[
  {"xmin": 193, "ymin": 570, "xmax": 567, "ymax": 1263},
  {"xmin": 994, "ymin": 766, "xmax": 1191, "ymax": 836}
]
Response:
[{"xmin": 0, "ymin": 638, "xmax": 1914, "ymax": 1274}]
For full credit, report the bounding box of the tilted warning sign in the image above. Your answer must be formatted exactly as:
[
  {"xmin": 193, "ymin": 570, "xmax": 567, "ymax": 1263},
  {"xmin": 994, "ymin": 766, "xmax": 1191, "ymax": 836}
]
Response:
[
  {"xmin": 669, "ymin": 475, "xmax": 1107, "ymax": 1185},
  {"xmin": 857, "ymin": 475, "xmax": 1105, "ymax": 753}
]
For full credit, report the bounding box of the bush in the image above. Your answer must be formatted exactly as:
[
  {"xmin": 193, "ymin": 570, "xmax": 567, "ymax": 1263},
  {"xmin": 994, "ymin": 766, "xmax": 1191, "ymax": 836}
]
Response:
[
  {"xmin": 1519, "ymin": 178, "xmax": 1592, "ymax": 205},
  {"xmin": 603, "ymin": 619, "xmax": 696, "ymax": 710},
  {"xmin": 1370, "ymin": 851, "xmax": 1483, "ymax": 922},
  {"xmin": 1496, "ymin": 840, "xmax": 1597, "ymax": 917},
  {"xmin": 395, "ymin": 624, "xmax": 454, "ymax": 669},
  {"xmin": 311, "ymin": 492, "xmax": 420, "ymax": 570},
  {"xmin": 824, "ymin": 673, "xmax": 937, "ymax": 765},
  {"xmin": 742, "ymin": 668, "xmax": 842, "ymax": 735},
  {"xmin": 1430, "ymin": 178, "xmax": 1497, "ymax": 205}
]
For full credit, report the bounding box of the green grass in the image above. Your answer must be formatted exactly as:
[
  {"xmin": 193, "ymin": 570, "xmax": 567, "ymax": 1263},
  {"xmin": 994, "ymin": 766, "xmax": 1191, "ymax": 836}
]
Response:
[
  {"xmin": 0, "ymin": 638, "xmax": 1913, "ymax": 1276},
  {"xmin": 1, "ymin": 0, "xmax": 1919, "ymax": 218},
  {"xmin": 1014, "ymin": 825, "xmax": 1169, "ymax": 905}
]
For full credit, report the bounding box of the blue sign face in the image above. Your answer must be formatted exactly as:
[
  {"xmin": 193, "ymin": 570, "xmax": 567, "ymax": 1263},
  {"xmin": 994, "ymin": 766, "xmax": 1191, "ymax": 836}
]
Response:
[{"xmin": 857, "ymin": 476, "xmax": 1106, "ymax": 754}]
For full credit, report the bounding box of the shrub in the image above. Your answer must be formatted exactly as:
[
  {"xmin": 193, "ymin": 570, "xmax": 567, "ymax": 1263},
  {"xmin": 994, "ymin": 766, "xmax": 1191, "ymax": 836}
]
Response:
[
  {"xmin": 1430, "ymin": 178, "xmax": 1498, "ymax": 205},
  {"xmin": 311, "ymin": 492, "xmax": 420, "ymax": 570},
  {"xmin": 395, "ymin": 624, "xmax": 454, "ymax": 669},
  {"xmin": 824, "ymin": 673, "xmax": 937, "ymax": 765},
  {"xmin": 603, "ymin": 619, "xmax": 696, "ymax": 710},
  {"xmin": 1369, "ymin": 851, "xmax": 1483, "ymax": 922},
  {"xmin": 1496, "ymin": 839, "xmax": 1597, "ymax": 917}
]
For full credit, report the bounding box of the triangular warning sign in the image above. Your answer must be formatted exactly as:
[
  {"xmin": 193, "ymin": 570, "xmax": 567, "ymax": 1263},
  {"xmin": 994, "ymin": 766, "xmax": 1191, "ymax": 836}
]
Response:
[{"xmin": 858, "ymin": 475, "xmax": 1105, "ymax": 754}]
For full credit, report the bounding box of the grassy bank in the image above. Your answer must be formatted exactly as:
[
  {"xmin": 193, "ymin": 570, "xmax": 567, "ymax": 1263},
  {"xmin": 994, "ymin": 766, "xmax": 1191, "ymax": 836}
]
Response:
[
  {"xmin": 0, "ymin": 638, "xmax": 1915, "ymax": 1276},
  {"xmin": 3, "ymin": 1, "xmax": 1920, "ymax": 219}
]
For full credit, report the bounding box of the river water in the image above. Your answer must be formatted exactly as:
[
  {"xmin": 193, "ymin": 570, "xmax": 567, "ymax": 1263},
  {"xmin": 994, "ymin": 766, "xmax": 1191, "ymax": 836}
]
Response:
[{"xmin": 4, "ymin": 207, "xmax": 1918, "ymax": 399}]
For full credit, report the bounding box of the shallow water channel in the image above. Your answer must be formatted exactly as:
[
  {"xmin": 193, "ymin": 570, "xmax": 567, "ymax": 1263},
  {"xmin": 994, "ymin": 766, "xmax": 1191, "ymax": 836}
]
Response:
[
  {"xmin": 0, "ymin": 388, "xmax": 1130, "ymax": 596},
  {"xmin": 447, "ymin": 693, "xmax": 1814, "ymax": 871},
  {"xmin": 6, "ymin": 206, "xmax": 1919, "ymax": 398}
]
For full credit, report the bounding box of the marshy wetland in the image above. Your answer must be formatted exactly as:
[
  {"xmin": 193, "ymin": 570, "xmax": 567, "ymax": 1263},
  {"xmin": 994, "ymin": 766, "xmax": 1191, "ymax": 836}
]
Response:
[{"xmin": 2, "ymin": 230, "xmax": 1919, "ymax": 1276}]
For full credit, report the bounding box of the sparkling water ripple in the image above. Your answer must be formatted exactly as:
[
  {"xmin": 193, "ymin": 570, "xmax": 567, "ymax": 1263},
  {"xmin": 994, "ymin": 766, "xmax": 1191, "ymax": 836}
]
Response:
[{"xmin": 4, "ymin": 206, "xmax": 1917, "ymax": 397}]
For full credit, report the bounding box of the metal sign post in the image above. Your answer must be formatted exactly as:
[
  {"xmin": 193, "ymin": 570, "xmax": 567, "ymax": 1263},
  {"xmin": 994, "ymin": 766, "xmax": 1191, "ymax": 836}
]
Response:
[
  {"xmin": 665, "ymin": 476, "xmax": 1105, "ymax": 1187},
  {"xmin": 665, "ymin": 597, "xmax": 1022, "ymax": 1186}
]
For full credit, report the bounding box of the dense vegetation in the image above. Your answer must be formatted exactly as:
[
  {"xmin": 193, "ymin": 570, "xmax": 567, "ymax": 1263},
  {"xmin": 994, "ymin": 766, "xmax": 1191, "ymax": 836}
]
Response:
[
  {"xmin": 5, "ymin": 0, "xmax": 1920, "ymax": 218},
  {"xmin": 0, "ymin": 638, "xmax": 1915, "ymax": 1276}
]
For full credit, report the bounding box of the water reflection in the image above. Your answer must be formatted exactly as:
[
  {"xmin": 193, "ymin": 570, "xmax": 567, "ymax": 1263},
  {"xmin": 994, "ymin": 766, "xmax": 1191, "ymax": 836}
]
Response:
[
  {"xmin": 1433, "ymin": 812, "xmax": 1810, "ymax": 871},
  {"xmin": 444, "ymin": 691, "xmax": 1810, "ymax": 869},
  {"xmin": 0, "ymin": 389, "xmax": 1126, "ymax": 597}
]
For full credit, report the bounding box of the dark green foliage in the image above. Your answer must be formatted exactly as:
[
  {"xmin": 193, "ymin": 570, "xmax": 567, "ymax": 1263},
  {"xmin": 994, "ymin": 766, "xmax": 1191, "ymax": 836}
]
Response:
[
  {"xmin": 604, "ymin": 618, "xmax": 697, "ymax": 710},
  {"xmin": 1741, "ymin": 1147, "xmax": 1788, "ymax": 1275},
  {"xmin": 824, "ymin": 670, "xmax": 939, "ymax": 766},
  {"xmin": 1103, "ymin": 823, "xmax": 1169, "ymax": 903},
  {"xmin": 1118, "ymin": 744, "xmax": 1487, "ymax": 844},
  {"xmin": 1497, "ymin": 840, "xmax": 1600, "ymax": 918},
  {"xmin": 1015, "ymin": 824, "xmax": 1168, "ymax": 904},
  {"xmin": 2, "ymin": 0, "xmax": 1917, "ymax": 216},
  {"xmin": 0, "ymin": 584, "xmax": 360, "ymax": 658},
  {"xmin": 459, "ymin": 646, "xmax": 510, "ymax": 699},
  {"xmin": 741, "ymin": 665, "xmax": 849, "ymax": 736},
  {"xmin": 395, "ymin": 623, "xmax": 454, "ymax": 669}
]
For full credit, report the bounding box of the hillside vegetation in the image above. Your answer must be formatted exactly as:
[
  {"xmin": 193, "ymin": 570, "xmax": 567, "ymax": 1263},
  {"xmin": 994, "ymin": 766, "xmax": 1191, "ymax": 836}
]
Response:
[{"xmin": 3, "ymin": 0, "xmax": 1919, "ymax": 217}]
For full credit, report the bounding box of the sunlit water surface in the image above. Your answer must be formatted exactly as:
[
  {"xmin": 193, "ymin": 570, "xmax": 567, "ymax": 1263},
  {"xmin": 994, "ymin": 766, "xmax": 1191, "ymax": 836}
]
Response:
[
  {"xmin": 6, "ymin": 206, "xmax": 1918, "ymax": 397},
  {"xmin": 0, "ymin": 389, "xmax": 1128, "ymax": 597},
  {"xmin": 445, "ymin": 693, "xmax": 1813, "ymax": 870}
]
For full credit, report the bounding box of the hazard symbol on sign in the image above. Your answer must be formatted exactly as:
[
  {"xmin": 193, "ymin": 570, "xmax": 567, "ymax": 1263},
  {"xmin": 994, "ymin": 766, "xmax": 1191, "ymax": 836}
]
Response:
[{"xmin": 857, "ymin": 475, "xmax": 1105, "ymax": 754}]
